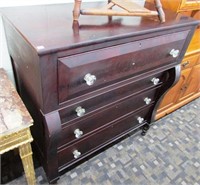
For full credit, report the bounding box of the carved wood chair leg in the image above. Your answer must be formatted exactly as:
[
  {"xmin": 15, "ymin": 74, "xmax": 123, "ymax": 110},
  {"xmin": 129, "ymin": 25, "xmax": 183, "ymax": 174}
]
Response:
[
  {"xmin": 73, "ymin": 0, "xmax": 82, "ymax": 21},
  {"xmin": 154, "ymin": 0, "xmax": 165, "ymax": 23}
]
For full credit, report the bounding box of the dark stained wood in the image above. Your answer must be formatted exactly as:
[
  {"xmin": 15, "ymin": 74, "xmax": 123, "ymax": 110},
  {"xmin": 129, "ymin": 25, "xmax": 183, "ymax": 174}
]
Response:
[
  {"xmin": 0, "ymin": 2, "xmax": 199, "ymax": 183},
  {"xmin": 1, "ymin": 3, "xmax": 199, "ymax": 114},
  {"xmin": 58, "ymin": 30, "xmax": 188, "ymax": 103},
  {"xmin": 59, "ymin": 71, "xmax": 169, "ymax": 125},
  {"xmin": 0, "ymin": 2, "xmax": 198, "ymax": 55},
  {"xmin": 59, "ymin": 86, "xmax": 160, "ymax": 148},
  {"xmin": 58, "ymin": 105, "xmax": 154, "ymax": 169}
]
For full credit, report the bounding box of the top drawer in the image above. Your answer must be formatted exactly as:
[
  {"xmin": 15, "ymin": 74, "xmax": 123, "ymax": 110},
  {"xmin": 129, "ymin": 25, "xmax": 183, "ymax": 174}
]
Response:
[{"xmin": 58, "ymin": 31, "xmax": 189, "ymax": 103}]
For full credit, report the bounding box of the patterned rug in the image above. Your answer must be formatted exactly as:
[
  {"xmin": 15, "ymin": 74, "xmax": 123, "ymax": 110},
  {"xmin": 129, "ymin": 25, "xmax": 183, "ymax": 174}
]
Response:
[{"xmin": 3, "ymin": 98, "xmax": 200, "ymax": 185}]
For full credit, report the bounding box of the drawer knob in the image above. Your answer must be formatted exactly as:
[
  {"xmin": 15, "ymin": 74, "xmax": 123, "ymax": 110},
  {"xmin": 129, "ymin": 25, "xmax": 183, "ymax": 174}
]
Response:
[
  {"xmin": 151, "ymin": 77, "xmax": 160, "ymax": 85},
  {"xmin": 144, "ymin": 97, "xmax": 151, "ymax": 105},
  {"xmin": 84, "ymin": 73, "xmax": 96, "ymax": 86},
  {"xmin": 73, "ymin": 150, "xmax": 81, "ymax": 159},
  {"xmin": 75, "ymin": 106, "xmax": 86, "ymax": 117},
  {"xmin": 137, "ymin": 117, "xmax": 144, "ymax": 124},
  {"xmin": 169, "ymin": 49, "xmax": 180, "ymax": 58},
  {"xmin": 74, "ymin": 128, "xmax": 83, "ymax": 139}
]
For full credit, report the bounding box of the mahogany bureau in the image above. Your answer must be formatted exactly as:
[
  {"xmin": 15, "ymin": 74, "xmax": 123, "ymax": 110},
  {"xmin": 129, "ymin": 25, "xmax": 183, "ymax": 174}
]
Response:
[{"xmin": 1, "ymin": 2, "xmax": 199, "ymax": 183}]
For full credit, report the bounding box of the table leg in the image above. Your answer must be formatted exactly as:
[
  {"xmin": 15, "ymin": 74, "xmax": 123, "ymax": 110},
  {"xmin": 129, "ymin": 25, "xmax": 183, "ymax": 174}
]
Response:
[
  {"xmin": 19, "ymin": 143, "xmax": 36, "ymax": 185},
  {"xmin": 154, "ymin": 0, "xmax": 165, "ymax": 23},
  {"xmin": 73, "ymin": 0, "xmax": 82, "ymax": 21}
]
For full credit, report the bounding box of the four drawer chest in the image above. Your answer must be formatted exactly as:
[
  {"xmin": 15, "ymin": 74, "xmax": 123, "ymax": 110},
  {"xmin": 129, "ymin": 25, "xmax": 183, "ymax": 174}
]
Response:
[{"xmin": 1, "ymin": 2, "xmax": 199, "ymax": 183}]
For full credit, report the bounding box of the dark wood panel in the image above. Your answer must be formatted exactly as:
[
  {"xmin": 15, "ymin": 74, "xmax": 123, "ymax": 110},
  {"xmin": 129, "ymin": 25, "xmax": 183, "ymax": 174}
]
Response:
[
  {"xmin": 58, "ymin": 31, "xmax": 188, "ymax": 102},
  {"xmin": 59, "ymin": 71, "xmax": 169, "ymax": 124},
  {"xmin": 1, "ymin": 2, "xmax": 199, "ymax": 183},
  {"xmin": 58, "ymin": 105, "xmax": 154, "ymax": 169},
  {"xmin": 2, "ymin": 18, "xmax": 43, "ymax": 110},
  {"xmin": 59, "ymin": 86, "xmax": 161, "ymax": 147}
]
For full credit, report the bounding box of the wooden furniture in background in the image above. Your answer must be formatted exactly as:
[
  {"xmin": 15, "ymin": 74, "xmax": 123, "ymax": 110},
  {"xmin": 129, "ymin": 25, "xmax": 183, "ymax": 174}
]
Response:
[
  {"xmin": 0, "ymin": 68, "xmax": 36, "ymax": 185},
  {"xmin": 73, "ymin": 0, "xmax": 165, "ymax": 23},
  {"xmin": 1, "ymin": 2, "xmax": 198, "ymax": 183},
  {"xmin": 153, "ymin": 0, "xmax": 200, "ymax": 119}
]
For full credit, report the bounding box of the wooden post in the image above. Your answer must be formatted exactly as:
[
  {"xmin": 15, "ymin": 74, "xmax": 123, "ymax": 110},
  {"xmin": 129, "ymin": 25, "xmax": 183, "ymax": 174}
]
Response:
[
  {"xmin": 155, "ymin": 0, "xmax": 165, "ymax": 23},
  {"xmin": 73, "ymin": 0, "xmax": 165, "ymax": 23},
  {"xmin": 73, "ymin": 0, "xmax": 82, "ymax": 21}
]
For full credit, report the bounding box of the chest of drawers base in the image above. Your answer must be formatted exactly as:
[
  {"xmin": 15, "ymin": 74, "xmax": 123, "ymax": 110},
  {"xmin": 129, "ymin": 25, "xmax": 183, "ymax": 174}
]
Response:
[
  {"xmin": 1, "ymin": 2, "xmax": 199, "ymax": 183},
  {"xmin": 35, "ymin": 66, "xmax": 180, "ymax": 183}
]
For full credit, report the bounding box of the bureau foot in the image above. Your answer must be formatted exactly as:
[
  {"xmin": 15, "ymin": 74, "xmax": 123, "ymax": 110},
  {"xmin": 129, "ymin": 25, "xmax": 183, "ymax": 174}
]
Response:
[{"xmin": 141, "ymin": 124, "xmax": 150, "ymax": 136}]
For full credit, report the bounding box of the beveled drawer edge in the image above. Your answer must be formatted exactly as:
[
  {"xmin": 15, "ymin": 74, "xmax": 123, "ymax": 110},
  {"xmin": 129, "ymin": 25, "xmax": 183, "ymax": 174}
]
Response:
[
  {"xmin": 58, "ymin": 104, "xmax": 154, "ymax": 151},
  {"xmin": 57, "ymin": 65, "xmax": 173, "ymax": 109},
  {"xmin": 59, "ymin": 102, "xmax": 154, "ymax": 149},
  {"xmin": 58, "ymin": 119, "xmax": 148, "ymax": 172},
  {"xmin": 58, "ymin": 30, "xmax": 189, "ymax": 66},
  {"xmin": 60, "ymin": 85, "xmax": 161, "ymax": 128},
  {"xmin": 58, "ymin": 29, "xmax": 190, "ymax": 104}
]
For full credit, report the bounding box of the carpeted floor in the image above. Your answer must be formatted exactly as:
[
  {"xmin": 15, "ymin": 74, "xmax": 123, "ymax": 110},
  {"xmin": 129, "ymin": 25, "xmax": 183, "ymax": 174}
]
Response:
[{"xmin": 4, "ymin": 98, "xmax": 200, "ymax": 185}]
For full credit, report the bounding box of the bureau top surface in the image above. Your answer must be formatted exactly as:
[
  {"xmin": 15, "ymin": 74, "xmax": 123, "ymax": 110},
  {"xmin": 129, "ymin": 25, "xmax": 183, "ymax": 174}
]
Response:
[{"xmin": 1, "ymin": 2, "xmax": 199, "ymax": 55}]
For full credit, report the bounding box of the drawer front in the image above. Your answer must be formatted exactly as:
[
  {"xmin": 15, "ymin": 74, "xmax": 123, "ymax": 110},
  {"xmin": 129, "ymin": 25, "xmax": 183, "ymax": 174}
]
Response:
[
  {"xmin": 181, "ymin": 54, "xmax": 199, "ymax": 70},
  {"xmin": 59, "ymin": 71, "xmax": 169, "ymax": 125},
  {"xmin": 59, "ymin": 87, "xmax": 160, "ymax": 147},
  {"xmin": 58, "ymin": 31, "xmax": 189, "ymax": 103},
  {"xmin": 58, "ymin": 105, "xmax": 154, "ymax": 168}
]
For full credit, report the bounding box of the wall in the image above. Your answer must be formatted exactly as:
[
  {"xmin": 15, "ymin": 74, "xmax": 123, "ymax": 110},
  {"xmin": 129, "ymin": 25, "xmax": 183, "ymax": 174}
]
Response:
[
  {"xmin": 0, "ymin": 0, "xmax": 105, "ymax": 82},
  {"xmin": 0, "ymin": 14, "xmax": 13, "ymax": 81}
]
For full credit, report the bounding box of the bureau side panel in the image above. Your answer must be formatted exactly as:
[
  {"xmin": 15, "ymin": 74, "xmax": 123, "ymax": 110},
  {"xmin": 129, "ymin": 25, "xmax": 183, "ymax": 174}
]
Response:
[
  {"xmin": 3, "ymin": 16, "xmax": 43, "ymax": 110},
  {"xmin": 2, "ymin": 16, "xmax": 46, "ymax": 159}
]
